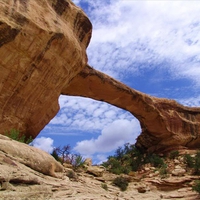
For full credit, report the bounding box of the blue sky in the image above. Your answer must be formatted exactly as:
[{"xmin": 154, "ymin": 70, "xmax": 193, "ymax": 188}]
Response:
[{"xmin": 33, "ymin": 0, "xmax": 200, "ymax": 164}]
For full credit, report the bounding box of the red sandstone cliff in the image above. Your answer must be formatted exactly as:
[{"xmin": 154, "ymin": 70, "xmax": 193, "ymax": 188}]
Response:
[{"xmin": 0, "ymin": 0, "xmax": 92, "ymax": 138}]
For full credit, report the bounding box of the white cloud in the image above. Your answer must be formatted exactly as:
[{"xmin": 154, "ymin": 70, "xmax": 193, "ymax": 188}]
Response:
[
  {"xmin": 73, "ymin": 119, "xmax": 141, "ymax": 155},
  {"xmin": 96, "ymin": 154, "xmax": 108, "ymax": 164},
  {"xmin": 49, "ymin": 95, "xmax": 134, "ymax": 133},
  {"xmin": 86, "ymin": 1, "xmax": 200, "ymax": 84},
  {"xmin": 32, "ymin": 137, "xmax": 54, "ymax": 153},
  {"xmin": 178, "ymin": 96, "xmax": 200, "ymax": 107}
]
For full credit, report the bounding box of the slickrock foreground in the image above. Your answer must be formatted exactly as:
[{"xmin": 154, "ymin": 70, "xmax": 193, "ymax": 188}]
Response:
[
  {"xmin": 0, "ymin": 0, "xmax": 200, "ymax": 152},
  {"xmin": 0, "ymin": 135, "xmax": 199, "ymax": 200}
]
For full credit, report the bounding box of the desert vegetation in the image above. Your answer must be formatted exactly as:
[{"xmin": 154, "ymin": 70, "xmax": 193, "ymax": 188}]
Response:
[
  {"xmin": 5, "ymin": 128, "xmax": 33, "ymax": 144},
  {"xmin": 102, "ymin": 143, "xmax": 200, "ymax": 193},
  {"xmin": 4, "ymin": 130, "xmax": 200, "ymax": 195},
  {"xmin": 102, "ymin": 143, "xmax": 166, "ymax": 175},
  {"xmin": 51, "ymin": 145, "xmax": 85, "ymax": 171}
]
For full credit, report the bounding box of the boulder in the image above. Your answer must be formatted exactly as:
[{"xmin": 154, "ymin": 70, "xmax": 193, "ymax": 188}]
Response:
[
  {"xmin": 86, "ymin": 166, "xmax": 105, "ymax": 177},
  {"xmin": 0, "ymin": 134, "xmax": 63, "ymax": 177},
  {"xmin": 172, "ymin": 166, "xmax": 186, "ymax": 176},
  {"xmin": 84, "ymin": 158, "xmax": 92, "ymax": 166}
]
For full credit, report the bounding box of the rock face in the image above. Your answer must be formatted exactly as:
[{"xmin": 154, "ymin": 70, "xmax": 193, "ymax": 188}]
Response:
[
  {"xmin": 64, "ymin": 65, "xmax": 200, "ymax": 153},
  {"xmin": 0, "ymin": 0, "xmax": 200, "ymax": 153},
  {"xmin": 0, "ymin": 0, "xmax": 92, "ymax": 138}
]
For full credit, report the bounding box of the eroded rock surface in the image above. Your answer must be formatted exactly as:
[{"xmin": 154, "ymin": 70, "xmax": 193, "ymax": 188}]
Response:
[
  {"xmin": 0, "ymin": 0, "xmax": 92, "ymax": 138},
  {"xmin": 0, "ymin": 138, "xmax": 199, "ymax": 200}
]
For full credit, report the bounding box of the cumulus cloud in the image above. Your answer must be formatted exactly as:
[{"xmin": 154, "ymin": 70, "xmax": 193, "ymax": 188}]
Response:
[
  {"xmin": 32, "ymin": 137, "xmax": 54, "ymax": 153},
  {"xmin": 178, "ymin": 96, "xmax": 200, "ymax": 107},
  {"xmin": 49, "ymin": 95, "xmax": 134, "ymax": 133},
  {"xmin": 73, "ymin": 119, "xmax": 141, "ymax": 155},
  {"xmin": 86, "ymin": 1, "xmax": 200, "ymax": 84}
]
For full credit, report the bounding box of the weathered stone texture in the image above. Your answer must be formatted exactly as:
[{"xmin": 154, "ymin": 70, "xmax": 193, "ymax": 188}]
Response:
[
  {"xmin": 0, "ymin": 137, "xmax": 199, "ymax": 199},
  {"xmin": 0, "ymin": 0, "xmax": 92, "ymax": 138}
]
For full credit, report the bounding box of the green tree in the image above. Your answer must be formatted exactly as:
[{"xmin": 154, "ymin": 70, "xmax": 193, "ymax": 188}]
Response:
[
  {"xmin": 51, "ymin": 149, "xmax": 61, "ymax": 162},
  {"xmin": 70, "ymin": 154, "xmax": 85, "ymax": 170},
  {"xmin": 54, "ymin": 145, "xmax": 71, "ymax": 164}
]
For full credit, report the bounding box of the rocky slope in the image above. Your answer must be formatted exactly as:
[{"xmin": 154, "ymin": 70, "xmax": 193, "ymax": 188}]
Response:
[
  {"xmin": 64, "ymin": 65, "xmax": 200, "ymax": 153},
  {"xmin": 0, "ymin": 0, "xmax": 200, "ymax": 152},
  {"xmin": 0, "ymin": 136, "xmax": 199, "ymax": 200}
]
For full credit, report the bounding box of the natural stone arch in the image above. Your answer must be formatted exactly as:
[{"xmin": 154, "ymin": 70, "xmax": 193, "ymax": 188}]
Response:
[{"xmin": 62, "ymin": 64, "xmax": 200, "ymax": 153}]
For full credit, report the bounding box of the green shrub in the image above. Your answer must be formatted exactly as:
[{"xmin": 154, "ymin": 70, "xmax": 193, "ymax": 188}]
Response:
[
  {"xmin": 194, "ymin": 151, "xmax": 200, "ymax": 175},
  {"xmin": 112, "ymin": 176, "xmax": 129, "ymax": 191},
  {"xmin": 51, "ymin": 149, "xmax": 62, "ymax": 162},
  {"xmin": 101, "ymin": 183, "xmax": 108, "ymax": 191},
  {"xmin": 192, "ymin": 180, "xmax": 200, "ymax": 193},
  {"xmin": 102, "ymin": 157, "xmax": 123, "ymax": 175},
  {"xmin": 184, "ymin": 154, "xmax": 194, "ymax": 168},
  {"xmin": 159, "ymin": 164, "xmax": 168, "ymax": 178},
  {"xmin": 148, "ymin": 154, "xmax": 164, "ymax": 168},
  {"xmin": 169, "ymin": 150, "xmax": 179, "ymax": 159},
  {"xmin": 102, "ymin": 144, "xmax": 167, "ymax": 174},
  {"xmin": 5, "ymin": 129, "xmax": 33, "ymax": 144},
  {"xmin": 71, "ymin": 154, "xmax": 85, "ymax": 170}
]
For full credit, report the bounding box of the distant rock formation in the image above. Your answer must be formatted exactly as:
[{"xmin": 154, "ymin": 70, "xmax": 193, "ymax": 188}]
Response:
[{"xmin": 0, "ymin": 0, "xmax": 200, "ymax": 153}]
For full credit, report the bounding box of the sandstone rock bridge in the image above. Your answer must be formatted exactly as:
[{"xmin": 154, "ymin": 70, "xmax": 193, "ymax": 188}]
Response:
[{"xmin": 0, "ymin": 0, "xmax": 200, "ymax": 153}]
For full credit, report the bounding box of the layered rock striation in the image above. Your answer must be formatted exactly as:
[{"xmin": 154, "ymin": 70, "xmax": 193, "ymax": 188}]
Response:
[
  {"xmin": 0, "ymin": 0, "xmax": 92, "ymax": 138},
  {"xmin": 0, "ymin": 0, "xmax": 200, "ymax": 153},
  {"xmin": 64, "ymin": 65, "xmax": 200, "ymax": 153}
]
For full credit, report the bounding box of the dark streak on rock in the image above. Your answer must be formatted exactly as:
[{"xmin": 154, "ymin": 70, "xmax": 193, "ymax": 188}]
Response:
[
  {"xmin": 10, "ymin": 178, "xmax": 39, "ymax": 185},
  {"xmin": 21, "ymin": 33, "xmax": 64, "ymax": 82},
  {"xmin": 52, "ymin": 0, "xmax": 69, "ymax": 15},
  {"xmin": 22, "ymin": 64, "xmax": 36, "ymax": 82},
  {"xmin": 35, "ymin": 33, "xmax": 64, "ymax": 63},
  {"xmin": 74, "ymin": 12, "xmax": 92, "ymax": 46},
  {"xmin": 0, "ymin": 22, "xmax": 20, "ymax": 47},
  {"xmin": 19, "ymin": 0, "xmax": 29, "ymax": 12}
]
